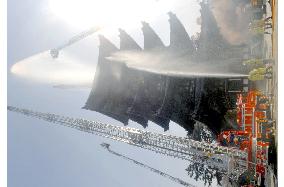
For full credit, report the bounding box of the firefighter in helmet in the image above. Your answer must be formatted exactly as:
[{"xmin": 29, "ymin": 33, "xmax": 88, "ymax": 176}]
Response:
[{"xmin": 248, "ymin": 66, "xmax": 273, "ymax": 81}]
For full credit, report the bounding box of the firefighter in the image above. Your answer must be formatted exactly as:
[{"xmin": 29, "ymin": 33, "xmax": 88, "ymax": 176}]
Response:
[
  {"xmin": 249, "ymin": 17, "xmax": 272, "ymax": 35},
  {"xmin": 248, "ymin": 66, "xmax": 273, "ymax": 81},
  {"xmin": 226, "ymin": 133, "xmax": 231, "ymax": 145},
  {"xmin": 250, "ymin": 19, "xmax": 272, "ymax": 29},
  {"xmin": 256, "ymin": 95, "xmax": 270, "ymax": 111},
  {"xmin": 229, "ymin": 133, "xmax": 235, "ymax": 146},
  {"xmin": 242, "ymin": 58, "xmax": 263, "ymax": 66},
  {"xmin": 234, "ymin": 136, "xmax": 239, "ymax": 147},
  {"xmin": 251, "ymin": 0, "xmax": 264, "ymax": 7},
  {"xmin": 243, "ymin": 58, "xmax": 274, "ymax": 67},
  {"xmin": 221, "ymin": 134, "xmax": 228, "ymax": 146},
  {"xmin": 249, "ymin": 25, "xmax": 271, "ymax": 35}
]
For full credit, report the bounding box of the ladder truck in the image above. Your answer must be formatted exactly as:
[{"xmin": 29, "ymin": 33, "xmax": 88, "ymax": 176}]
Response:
[
  {"xmin": 218, "ymin": 90, "xmax": 274, "ymax": 185},
  {"xmin": 50, "ymin": 26, "xmax": 100, "ymax": 58}
]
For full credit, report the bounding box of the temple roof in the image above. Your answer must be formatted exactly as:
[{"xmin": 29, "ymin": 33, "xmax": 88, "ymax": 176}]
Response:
[
  {"xmin": 84, "ymin": 35, "xmax": 130, "ymax": 124},
  {"xmin": 129, "ymin": 114, "xmax": 148, "ymax": 128},
  {"xmin": 141, "ymin": 21, "xmax": 165, "ymax": 50},
  {"xmin": 196, "ymin": 2, "xmax": 230, "ymax": 60},
  {"xmin": 119, "ymin": 29, "xmax": 142, "ymax": 50},
  {"xmin": 84, "ymin": 3, "xmax": 245, "ymax": 134},
  {"xmin": 150, "ymin": 116, "xmax": 170, "ymax": 131},
  {"xmin": 168, "ymin": 12, "xmax": 195, "ymax": 54},
  {"xmin": 84, "ymin": 35, "xmax": 118, "ymax": 109},
  {"xmin": 98, "ymin": 35, "xmax": 119, "ymax": 57}
]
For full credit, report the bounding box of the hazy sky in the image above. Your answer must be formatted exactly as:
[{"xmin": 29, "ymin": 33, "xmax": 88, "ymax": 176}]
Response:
[{"xmin": 7, "ymin": 0, "xmax": 216, "ymax": 187}]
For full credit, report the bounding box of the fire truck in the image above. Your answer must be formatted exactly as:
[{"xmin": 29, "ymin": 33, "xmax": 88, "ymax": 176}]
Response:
[{"xmin": 218, "ymin": 90, "xmax": 274, "ymax": 183}]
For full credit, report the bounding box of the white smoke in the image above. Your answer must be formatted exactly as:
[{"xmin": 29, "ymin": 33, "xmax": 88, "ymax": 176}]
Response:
[
  {"xmin": 211, "ymin": 0, "xmax": 252, "ymax": 45},
  {"xmin": 11, "ymin": 50, "xmax": 95, "ymax": 86}
]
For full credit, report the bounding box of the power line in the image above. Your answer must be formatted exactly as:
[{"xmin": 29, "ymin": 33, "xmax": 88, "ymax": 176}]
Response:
[{"xmin": 101, "ymin": 143, "xmax": 195, "ymax": 187}]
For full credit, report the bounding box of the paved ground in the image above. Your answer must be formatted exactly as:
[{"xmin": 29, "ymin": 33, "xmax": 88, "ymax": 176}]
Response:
[
  {"xmin": 262, "ymin": 0, "xmax": 277, "ymax": 144},
  {"xmin": 254, "ymin": 0, "xmax": 277, "ymax": 142}
]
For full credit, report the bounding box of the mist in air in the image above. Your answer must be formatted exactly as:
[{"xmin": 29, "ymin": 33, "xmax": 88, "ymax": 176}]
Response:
[
  {"xmin": 9, "ymin": 0, "xmax": 250, "ymax": 86},
  {"xmin": 10, "ymin": 50, "xmax": 95, "ymax": 86}
]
